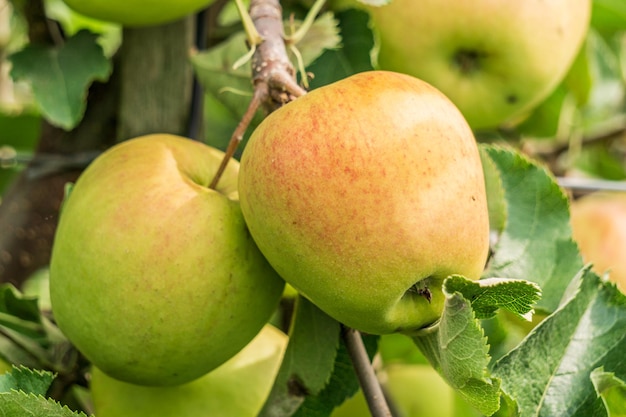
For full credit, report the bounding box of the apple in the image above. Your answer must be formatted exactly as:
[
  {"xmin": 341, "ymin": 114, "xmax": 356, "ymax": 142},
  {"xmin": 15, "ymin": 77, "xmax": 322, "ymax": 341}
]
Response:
[
  {"xmin": 570, "ymin": 191, "xmax": 626, "ymax": 292},
  {"xmin": 90, "ymin": 324, "xmax": 287, "ymax": 417},
  {"xmin": 238, "ymin": 71, "xmax": 490, "ymax": 335},
  {"xmin": 61, "ymin": 0, "xmax": 216, "ymax": 27},
  {"xmin": 365, "ymin": 0, "xmax": 591, "ymax": 130},
  {"xmin": 49, "ymin": 134, "xmax": 285, "ymax": 386}
]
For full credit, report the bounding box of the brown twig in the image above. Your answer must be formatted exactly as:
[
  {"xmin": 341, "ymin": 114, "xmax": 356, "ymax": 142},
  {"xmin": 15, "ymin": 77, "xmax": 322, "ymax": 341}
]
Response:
[
  {"xmin": 342, "ymin": 327, "xmax": 393, "ymax": 417},
  {"xmin": 208, "ymin": 0, "xmax": 307, "ymax": 189}
]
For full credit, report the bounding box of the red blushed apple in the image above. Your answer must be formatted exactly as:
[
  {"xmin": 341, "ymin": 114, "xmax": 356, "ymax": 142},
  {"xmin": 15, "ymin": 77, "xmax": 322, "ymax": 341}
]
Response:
[{"xmin": 239, "ymin": 71, "xmax": 490, "ymax": 335}]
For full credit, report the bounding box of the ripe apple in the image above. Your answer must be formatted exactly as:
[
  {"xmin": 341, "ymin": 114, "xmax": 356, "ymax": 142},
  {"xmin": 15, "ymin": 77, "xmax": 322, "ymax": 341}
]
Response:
[
  {"xmin": 570, "ymin": 191, "xmax": 626, "ymax": 292},
  {"xmin": 61, "ymin": 0, "xmax": 216, "ymax": 27},
  {"xmin": 238, "ymin": 70, "xmax": 490, "ymax": 335},
  {"xmin": 49, "ymin": 134, "xmax": 285, "ymax": 386},
  {"xmin": 90, "ymin": 324, "xmax": 287, "ymax": 417},
  {"xmin": 366, "ymin": 0, "xmax": 591, "ymax": 130}
]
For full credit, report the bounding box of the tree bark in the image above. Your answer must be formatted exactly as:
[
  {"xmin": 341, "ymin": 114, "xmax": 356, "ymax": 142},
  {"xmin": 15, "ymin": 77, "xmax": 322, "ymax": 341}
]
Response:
[{"xmin": 0, "ymin": 5, "xmax": 196, "ymax": 286}]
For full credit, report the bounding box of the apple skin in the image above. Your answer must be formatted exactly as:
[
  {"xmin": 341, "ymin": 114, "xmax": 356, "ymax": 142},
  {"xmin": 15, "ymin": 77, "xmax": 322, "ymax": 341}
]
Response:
[
  {"xmin": 238, "ymin": 71, "xmax": 490, "ymax": 335},
  {"xmin": 49, "ymin": 134, "xmax": 285, "ymax": 386},
  {"xmin": 570, "ymin": 192, "xmax": 626, "ymax": 292},
  {"xmin": 366, "ymin": 0, "xmax": 591, "ymax": 130},
  {"xmin": 61, "ymin": 0, "xmax": 216, "ymax": 27},
  {"xmin": 90, "ymin": 324, "xmax": 287, "ymax": 417}
]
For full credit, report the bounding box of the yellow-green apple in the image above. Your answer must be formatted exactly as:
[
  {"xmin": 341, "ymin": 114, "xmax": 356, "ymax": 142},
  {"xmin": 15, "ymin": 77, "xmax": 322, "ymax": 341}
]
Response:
[
  {"xmin": 61, "ymin": 0, "xmax": 216, "ymax": 26},
  {"xmin": 570, "ymin": 191, "xmax": 626, "ymax": 292},
  {"xmin": 238, "ymin": 70, "xmax": 490, "ymax": 335},
  {"xmin": 49, "ymin": 134, "xmax": 285, "ymax": 386},
  {"xmin": 90, "ymin": 324, "xmax": 287, "ymax": 417},
  {"xmin": 366, "ymin": 0, "xmax": 591, "ymax": 130}
]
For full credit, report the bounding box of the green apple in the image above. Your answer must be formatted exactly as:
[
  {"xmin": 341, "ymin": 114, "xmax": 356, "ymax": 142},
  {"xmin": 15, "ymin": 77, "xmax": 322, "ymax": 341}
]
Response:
[
  {"xmin": 61, "ymin": 0, "xmax": 216, "ymax": 27},
  {"xmin": 366, "ymin": 0, "xmax": 591, "ymax": 130},
  {"xmin": 570, "ymin": 191, "xmax": 626, "ymax": 293},
  {"xmin": 49, "ymin": 134, "xmax": 285, "ymax": 386},
  {"xmin": 90, "ymin": 324, "xmax": 287, "ymax": 417},
  {"xmin": 238, "ymin": 71, "xmax": 490, "ymax": 335}
]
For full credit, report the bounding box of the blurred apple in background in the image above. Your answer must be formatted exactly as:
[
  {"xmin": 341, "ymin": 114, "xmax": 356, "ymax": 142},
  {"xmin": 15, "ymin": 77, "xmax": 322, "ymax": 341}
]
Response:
[
  {"xmin": 90, "ymin": 324, "xmax": 288, "ymax": 417},
  {"xmin": 366, "ymin": 0, "xmax": 591, "ymax": 130},
  {"xmin": 570, "ymin": 191, "xmax": 626, "ymax": 292},
  {"xmin": 61, "ymin": 0, "xmax": 216, "ymax": 26},
  {"xmin": 331, "ymin": 363, "xmax": 480, "ymax": 417}
]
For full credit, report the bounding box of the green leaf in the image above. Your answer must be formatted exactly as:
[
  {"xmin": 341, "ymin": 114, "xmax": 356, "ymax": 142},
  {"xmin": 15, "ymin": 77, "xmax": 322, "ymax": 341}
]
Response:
[
  {"xmin": 0, "ymin": 284, "xmax": 45, "ymax": 340},
  {"xmin": 445, "ymin": 276, "xmax": 541, "ymax": 321},
  {"xmin": 481, "ymin": 145, "xmax": 583, "ymax": 313},
  {"xmin": 288, "ymin": 12, "xmax": 341, "ymax": 73},
  {"xmin": 191, "ymin": 31, "xmax": 262, "ymax": 154},
  {"xmin": 591, "ymin": 0, "xmax": 626, "ymax": 34},
  {"xmin": 259, "ymin": 296, "xmax": 341, "ymax": 417},
  {"xmin": 591, "ymin": 367, "xmax": 626, "ymax": 416},
  {"xmin": 579, "ymin": 30, "xmax": 626, "ymax": 136},
  {"xmin": 43, "ymin": 0, "xmax": 122, "ymax": 57},
  {"xmin": 293, "ymin": 333, "xmax": 378, "ymax": 417},
  {"xmin": 0, "ymin": 365, "xmax": 55, "ymax": 396},
  {"xmin": 307, "ymin": 8, "xmax": 374, "ymax": 89},
  {"xmin": 8, "ymin": 30, "xmax": 112, "ymax": 130},
  {"xmin": 413, "ymin": 283, "xmax": 501, "ymax": 416},
  {"xmin": 492, "ymin": 268, "xmax": 626, "ymax": 417},
  {"xmin": 0, "ymin": 391, "xmax": 89, "ymax": 416}
]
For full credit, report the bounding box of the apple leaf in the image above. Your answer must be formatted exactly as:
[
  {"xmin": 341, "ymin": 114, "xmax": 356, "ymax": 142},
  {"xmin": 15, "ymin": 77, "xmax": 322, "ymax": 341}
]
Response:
[
  {"xmin": 0, "ymin": 284, "xmax": 45, "ymax": 340},
  {"xmin": 492, "ymin": 267, "xmax": 626, "ymax": 417},
  {"xmin": 577, "ymin": 30, "xmax": 626, "ymax": 139},
  {"xmin": 412, "ymin": 280, "xmax": 501, "ymax": 416},
  {"xmin": 591, "ymin": 0, "xmax": 626, "ymax": 34},
  {"xmin": 307, "ymin": 8, "xmax": 375, "ymax": 89},
  {"xmin": 591, "ymin": 367, "xmax": 626, "ymax": 416},
  {"xmin": 480, "ymin": 145, "xmax": 583, "ymax": 314},
  {"xmin": 287, "ymin": 12, "xmax": 341, "ymax": 73},
  {"xmin": 259, "ymin": 296, "xmax": 341, "ymax": 417},
  {"xmin": 192, "ymin": 12, "xmax": 340, "ymax": 120},
  {"xmin": 8, "ymin": 30, "xmax": 112, "ymax": 130},
  {"xmin": 0, "ymin": 391, "xmax": 89, "ymax": 417},
  {"xmin": 293, "ymin": 333, "xmax": 378, "ymax": 417},
  {"xmin": 190, "ymin": 31, "xmax": 252, "ymax": 119},
  {"xmin": 0, "ymin": 365, "xmax": 55, "ymax": 396},
  {"xmin": 445, "ymin": 276, "xmax": 542, "ymax": 321}
]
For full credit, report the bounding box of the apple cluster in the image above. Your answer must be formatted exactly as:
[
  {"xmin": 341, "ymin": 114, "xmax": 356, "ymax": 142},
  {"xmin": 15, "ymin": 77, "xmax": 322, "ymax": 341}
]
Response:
[{"xmin": 49, "ymin": 71, "xmax": 490, "ymax": 396}]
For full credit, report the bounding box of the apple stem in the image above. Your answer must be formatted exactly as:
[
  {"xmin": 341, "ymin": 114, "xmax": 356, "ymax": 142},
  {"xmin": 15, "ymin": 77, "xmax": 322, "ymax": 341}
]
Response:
[
  {"xmin": 208, "ymin": 89, "xmax": 263, "ymax": 189},
  {"xmin": 342, "ymin": 326, "xmax": 393, "ymax": 417},
  {"xmin": 208, "ymin": 0, "xmax": 308, "ymax": 190}
]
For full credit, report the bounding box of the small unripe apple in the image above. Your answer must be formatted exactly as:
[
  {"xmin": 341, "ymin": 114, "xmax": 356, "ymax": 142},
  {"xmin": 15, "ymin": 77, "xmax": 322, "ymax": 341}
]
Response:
[
  {"xmin": 50, "ymin": 134, "xmax": 285, "ymax": 386},
  {"xmin": 366, "ymin": 0, "xmax": 591, "ymax": 130},
  {"xmin": 90, "ymin": 324, "xmax": 288, "ymax": 417},
  {"xmin": 61, "ymin": 0, "xmax": 216, "ymax": 27},
  {"xmin": 570, "ymin": 191, "xmax": 626, "ymax": 292},
  {"xmin": 239, "ymin": 71, "xmax": 490, "ymax": 335}
]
